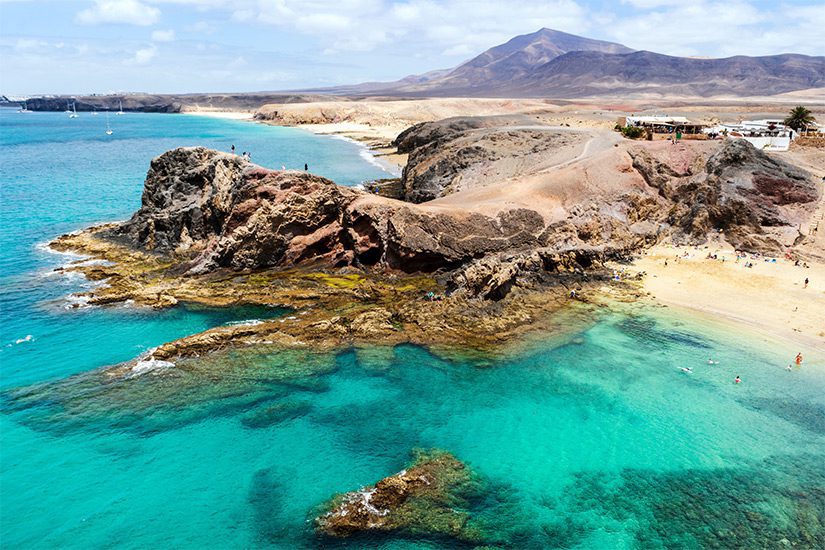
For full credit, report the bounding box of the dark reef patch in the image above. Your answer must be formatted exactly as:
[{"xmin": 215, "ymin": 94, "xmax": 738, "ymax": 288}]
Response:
[
  {"xmin": 556, "ymin": 454, "xmax": 825, "ymax": 549},
  {"xmin": 746, "ymin": 397, "xmax": 825, "ymax": 436},
  {"xmin": 614, "ymin": 314, "xmax": 712, "ymax": 351}
]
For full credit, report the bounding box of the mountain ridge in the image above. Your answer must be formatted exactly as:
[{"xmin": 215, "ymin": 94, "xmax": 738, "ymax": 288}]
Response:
[{"xmin": 330, "ymin": 28, "xmax": 825, "ymax": 98}]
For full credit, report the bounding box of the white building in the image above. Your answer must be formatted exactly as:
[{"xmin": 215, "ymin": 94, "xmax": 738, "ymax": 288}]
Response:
[
  {"xmin": 622, "ymin": 115, "xmax": 705, "ymax": 134},
  {"xmin": 704, "ymin": 119, "xmax": 797, "ymax": 152}
]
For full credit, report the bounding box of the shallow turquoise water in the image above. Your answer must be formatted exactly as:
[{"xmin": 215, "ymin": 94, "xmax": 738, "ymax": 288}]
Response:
[{"xmin": 1, "ymin": 109, "xmax": 823, "ymax": 549}]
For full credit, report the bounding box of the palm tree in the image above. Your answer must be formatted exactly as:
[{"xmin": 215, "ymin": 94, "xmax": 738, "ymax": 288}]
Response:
[{"xmin": 783, "ymin": 106, "xmax": 816, "ymax": 131}]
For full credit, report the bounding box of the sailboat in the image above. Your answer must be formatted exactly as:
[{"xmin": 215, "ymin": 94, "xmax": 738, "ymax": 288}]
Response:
[
  {"xmin": 65, "ymin": 101, "xmax": 72, "ymax": 114},
  {"xmin": 17, "ymin": 100, "xmax": 32, "ymax": 113},
  {"xmin": 69, "ymin": 102, "xmax": 79, "ymax": 118},
  {"xmin": 116, "ymin": 99, "xmax": 125, "ymax": 115},
  {"xmin": 105, "ymin": 112, "xmax": 113, "ymax": 135}
]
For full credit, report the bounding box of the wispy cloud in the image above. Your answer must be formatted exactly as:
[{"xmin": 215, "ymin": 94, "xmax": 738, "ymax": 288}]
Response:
[
  {"xmin": 3, "ymin": 0, "xmax": 823, "ymax": 95},
  {"xmin": 130, "ymin": 44, "xmax": 157, "ymax": 64},
  {"xmin": 76, "ymin": 0, "xmax": 161, "ymax": 26}
]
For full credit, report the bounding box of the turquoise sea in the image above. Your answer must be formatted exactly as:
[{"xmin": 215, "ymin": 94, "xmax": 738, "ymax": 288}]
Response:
[{"xmin": 1, "ymin": 109, "xmax": 823, "ymax": 549}]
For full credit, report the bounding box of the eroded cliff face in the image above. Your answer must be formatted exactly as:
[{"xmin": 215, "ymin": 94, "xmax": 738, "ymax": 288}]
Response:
[{"xmin": 108, "ymin": 147, "xmax": 554, "ymax": 278}]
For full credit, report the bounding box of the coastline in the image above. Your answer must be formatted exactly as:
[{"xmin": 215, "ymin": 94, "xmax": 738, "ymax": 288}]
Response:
[
  {"xmin": 285, "ymin": 121, "xmax": 407, "ymax": 172},
  {"xmin": 183, "ymin": 109, "xmax": 406, "ymax": 173},
  {"xmin": 625, "ymin": 244, "xmax": 825, "ymax": 355},
  {"xmin": 144, "ymin": 109, "xmax": 824, "ymax": 355}
]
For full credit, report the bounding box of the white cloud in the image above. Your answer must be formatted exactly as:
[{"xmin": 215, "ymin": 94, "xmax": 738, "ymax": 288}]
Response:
[
  {"xmin": 76, "ymin": 0, "xmax": 160, "ymax": 26},
  {"xmin": 131, "ymin": 44, "xmax": 157, "ymax": 64},
  {"xmin": 14, "ymin": 38, "xmax": 50, "ymax": 51},
  {"xmin": 605, "ymin": 0, "xmax": 771, "ymax": 57},
  {"xmin": 240, "ymin": 0, "xmax": 590, "ymax": 57},
  {"xmin": 442, "ymin": 43, "xmax": 474, "ymax": 57},
  {"xmin": 620, "ymin": 0, "xmax": 682, "ymax": 7},
  {"xmin": 151, "ymin": 29, "xmax": 175, "ymax": 41}
]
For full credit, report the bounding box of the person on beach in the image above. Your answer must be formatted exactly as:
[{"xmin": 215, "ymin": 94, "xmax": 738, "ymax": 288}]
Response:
[
  {"xmin": 231, "ymin": 144, "xmax": 235, "ymax": 155},
  {"xmin": 735, "ymin": 376, "xmax": 741, "ymax": 384},
  {"xmin": 304, "ymin": 163, "xmax": 308, "ymax": 171},
  {"xmin": 796, "ymin": 353, "xmax": 803, "ymax": 365},
  {"xmin": 804, "ymin": 277, "xmax": 809, "ymax": 288}
]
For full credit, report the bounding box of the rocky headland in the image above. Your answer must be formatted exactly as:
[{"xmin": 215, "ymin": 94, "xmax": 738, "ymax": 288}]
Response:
[{"xmin": 48, "ymin": 117, "xmax": 820, "ymax": 367}]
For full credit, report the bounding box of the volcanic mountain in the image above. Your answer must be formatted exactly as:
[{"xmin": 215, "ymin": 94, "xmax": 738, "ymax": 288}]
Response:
[{"xmin": 336, "ymin": 28, "xmax": 825, "ymax": 98}]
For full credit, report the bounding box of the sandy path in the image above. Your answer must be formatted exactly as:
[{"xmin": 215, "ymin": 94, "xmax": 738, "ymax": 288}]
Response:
[{"xmin": 421, "ymin": 127, "xmax": 621, "ymax": 217}]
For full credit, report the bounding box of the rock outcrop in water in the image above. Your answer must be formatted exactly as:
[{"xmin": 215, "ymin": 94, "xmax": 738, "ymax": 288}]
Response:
[{"xmin": 315, "ymin": 450, "xmax": 480, "ymax": 540}]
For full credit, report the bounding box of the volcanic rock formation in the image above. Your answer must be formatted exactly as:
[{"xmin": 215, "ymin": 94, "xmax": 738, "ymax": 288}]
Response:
[
  {"xmin": 102, "ymin": 127, "xmax": 817, "ymax": 300},
  {"xmin": 109, "ymin": 147, "xmax": 553, "ymax": 276},
  {"xmin": 629, "ymin": 139, "xmax": 820, "ymax": 252}
]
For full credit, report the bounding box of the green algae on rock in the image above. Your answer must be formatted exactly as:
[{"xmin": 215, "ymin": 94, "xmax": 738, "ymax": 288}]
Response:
[{"xmin": 314, "ymin": 449, "xmax": 484, "ymax": 542}]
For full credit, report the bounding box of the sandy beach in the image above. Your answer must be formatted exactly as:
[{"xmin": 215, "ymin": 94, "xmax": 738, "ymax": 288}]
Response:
[{"xmin": 627, "ymin": 244, "xmax": 825, "ymax": 354}]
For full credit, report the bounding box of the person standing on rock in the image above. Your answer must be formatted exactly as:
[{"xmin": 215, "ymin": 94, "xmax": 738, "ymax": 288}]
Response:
[
  {"xmin": 305, "ymin": 163, "xmax": 308, "ymax": 171},
  {"xmin": 231, "ymin": 144, "xmax": 235, "ymax": 155}
]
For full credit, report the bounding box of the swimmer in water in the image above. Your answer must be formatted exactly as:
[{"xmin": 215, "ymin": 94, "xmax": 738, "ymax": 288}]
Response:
[
  {"xmin": 707, "ymin": 359, "xmax": 718, "ymax": 365},
  {"xmin": 786, "ymin": 364, "xmax": 792, "ymax": 371},
  {"xmin": 734, "ymin": 376, "xmax": 741, "ymax": 384},
  {"xmin": 795, "ymin": 352, "xmax": 803, "ymax": 366},
  {"xmin": 680, "ymin": 367, "xmax": 693, "ymax": 374}
]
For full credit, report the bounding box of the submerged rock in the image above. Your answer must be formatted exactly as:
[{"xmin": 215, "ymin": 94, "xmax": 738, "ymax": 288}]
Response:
[
  {"xmin": 314, "ymin": 450, "xmax": 481, "ymax": 541},
  {"xmin": 240, "ymin": 400, "xmax": 312, "ymax": 429}
]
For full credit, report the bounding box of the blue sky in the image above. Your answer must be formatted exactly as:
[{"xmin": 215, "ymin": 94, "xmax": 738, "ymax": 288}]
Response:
[{"xmin": 1, "ymin": 0, "xmax": 823, "ymax": 95}]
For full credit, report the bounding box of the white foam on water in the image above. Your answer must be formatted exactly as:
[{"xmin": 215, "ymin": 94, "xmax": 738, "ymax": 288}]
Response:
[
  {"xmin": 130, "ymin": 358, "xmax": 176, "ymax": 377},
  {"xmin": 328, "ymin": 133, "xmax": 401, "ymax": 177},
  {"xmin": 35, "ymin": 241, "xmax": 88, "ymax": 262},
  {"xmin": 224, "ymin": 319, "xmax": 264, "ymax": 327},
  {"xmin": 71, "ymin": 258, "xmax": 114, "ymax": 267},
  {"xmin": 63, "ymin": 294, "xmax": 94, "ymax": 310}
]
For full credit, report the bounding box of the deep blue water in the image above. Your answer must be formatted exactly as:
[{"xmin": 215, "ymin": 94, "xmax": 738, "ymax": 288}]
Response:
[{"xmin": 1, "ymin": 108, "xmax": 823, "ymax": 549}]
